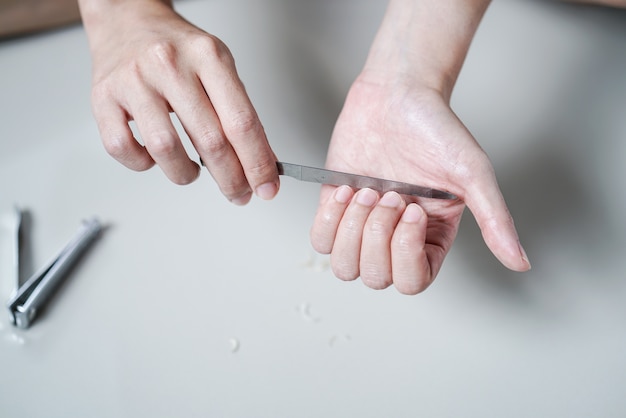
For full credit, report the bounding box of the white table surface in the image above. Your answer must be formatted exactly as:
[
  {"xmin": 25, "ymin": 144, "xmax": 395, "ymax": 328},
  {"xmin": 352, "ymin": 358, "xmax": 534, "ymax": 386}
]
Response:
[{"xmin": 1, "ymin": 1, "xmax": 625, "ymax": 417}]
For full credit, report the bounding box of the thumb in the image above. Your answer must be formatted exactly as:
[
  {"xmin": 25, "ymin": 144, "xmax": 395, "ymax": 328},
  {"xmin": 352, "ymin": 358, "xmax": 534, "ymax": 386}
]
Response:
[{"xmin": 463, "ymin": 165, "xmax": 531, "ymax": 272}]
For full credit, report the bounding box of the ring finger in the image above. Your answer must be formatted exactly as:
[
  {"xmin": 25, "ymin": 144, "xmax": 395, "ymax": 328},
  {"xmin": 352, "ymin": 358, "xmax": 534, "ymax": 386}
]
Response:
[
  {"xmin": 130, "ymin": 89, "xmax": 200, "ymax": 185},
  {"xmin": 360, "ymin": 191, "xmax": 406, "ymax": 290}
]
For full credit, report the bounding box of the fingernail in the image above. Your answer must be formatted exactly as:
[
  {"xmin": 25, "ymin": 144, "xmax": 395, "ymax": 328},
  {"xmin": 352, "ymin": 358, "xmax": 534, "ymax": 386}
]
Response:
[
  {"xmin": 378, "ymin": 191, "xmax": 402, "ymax": 208},
  {"xmin": 401, "ymin": 203, "xmax": 423, "ymax": 223},
  {"xmin": 355, "ymin": 188, "xmax": 378, "ymax": 207},
  {"xmin": 334, "ymin": 185, "xmax": 353, "ymax": 204},
  {"xmin": 519, "ymin": 242, "xmax": 531, "ymax": 269},
  {"xmin": 256, "ymin": 182, "xmax": 278, "ymax": 200},
  {"xmin": 231, "ymin": 191, "xmax": 252, "ymax": 206}
]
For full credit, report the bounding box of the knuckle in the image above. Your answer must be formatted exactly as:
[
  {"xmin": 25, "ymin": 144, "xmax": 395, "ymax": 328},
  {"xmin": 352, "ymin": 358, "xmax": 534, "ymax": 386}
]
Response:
[
  {"xmin": 91, "ymin": 80, "xmax": 113, "ymax": 106},
  {"xmin": 145, "ymin": 40, "xmax": 180, "ymax": 75},
  {"xmin": 341, "ymin": 218, "xmax": 363, "ymax": 239},
  {"xmin": 194, "ymin": 35, "xmax": 234, "ymax": 64},
  {"xmin": 320, "ymin": 211, "xmax": 337, "ymax": 227},
  {"xmin": 394, "ymin": 238, "xmax": 417, "ymax": 257},
  {"xmin": 245, "ymin": 158, "xmax": 277, "ymax": 183},
  {"xmin": 223, "ymin": 111, "xmax": 262, "ymax": 139},
  {"xmin": 146, "ymin": 132, "xmax": 178, "ymax": 158},
  {"xmin": 366, "ymin": 219, "xmax": 389, "ymax": 239},
  {"xmin": 102, "ymin": 134, "xmax": 130, "ymax": 159},
  {"xmin": 197, "ymin": 130, "xmax": 230, "ymax": 158},
  {"xmin": 392, "ymin": 228, "xmax": 421, "ymax": 255}
]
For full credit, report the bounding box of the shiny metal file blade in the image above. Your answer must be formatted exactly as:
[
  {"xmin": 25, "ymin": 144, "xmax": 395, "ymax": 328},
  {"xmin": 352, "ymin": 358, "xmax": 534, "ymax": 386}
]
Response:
[{"xmin": 277, "ymin": 162, "xmax": 457, "ymax": 200}]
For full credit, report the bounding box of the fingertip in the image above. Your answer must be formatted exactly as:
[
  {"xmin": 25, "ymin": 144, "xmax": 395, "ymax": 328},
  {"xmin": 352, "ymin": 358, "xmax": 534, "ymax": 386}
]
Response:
[
  {"xmin": 377, "ymin": 191, "xmax": 403, "ymax": 209},
  {"xmin": 400, "ymin": 203, "xmax": 426, "ymax": 224},
  {"xmin": 255, "ymin": 181, "xmax": 279, "ymax": 200},
  {"xmin": 334, "ymin": 185, "xmax": 354, "ymax": 204},
  {"xmin": 231, "ymin": 191, "xmax": 253, "ymax": 206},
  {"xmin": 484, "ymin": 227, "xmax": 532, "ymax": 272},
  {"xmin": 516, "ymin": 241, "xmax": 532, "ymax": 271},
  {"xmin": 103, "ymin": 134, "xmax": 156, "ymax": 172},
  {"xmin": 463, "ymin": 176, "xmax": 531, "ymax": 272},
  {"xmin": 355, "ymin": 188, "xmax": 378, "ymax": 207},
  {"xmin": 521, "ymin": 247, "xmax": 531, "ymax": 270}
]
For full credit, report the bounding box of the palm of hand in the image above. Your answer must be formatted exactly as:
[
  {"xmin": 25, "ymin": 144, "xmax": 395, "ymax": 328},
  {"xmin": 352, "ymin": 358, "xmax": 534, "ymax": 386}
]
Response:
[{"xmin": 311, "ymin": 79, "xmax": 490, "ymax": 292}]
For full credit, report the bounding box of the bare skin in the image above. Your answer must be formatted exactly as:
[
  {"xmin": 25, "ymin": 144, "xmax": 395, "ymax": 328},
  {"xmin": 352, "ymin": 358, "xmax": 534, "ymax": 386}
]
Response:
[
  {"xmin": 78, "ymin": 0, "xmax": 280, "ymax": 204},
  {"xmin": 5, "ymin": 0, "xmax": 622, "ymax": 292},
  {"xmin": 310, "ymin": 0, "xmax": 530, "ymax": 294}
]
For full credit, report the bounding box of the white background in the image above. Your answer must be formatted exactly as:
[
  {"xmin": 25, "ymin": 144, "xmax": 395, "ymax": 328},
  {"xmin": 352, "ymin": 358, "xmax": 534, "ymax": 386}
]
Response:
[{"xmin": 1, "ymin": 1, "xmax": 625, "ymax": 416}]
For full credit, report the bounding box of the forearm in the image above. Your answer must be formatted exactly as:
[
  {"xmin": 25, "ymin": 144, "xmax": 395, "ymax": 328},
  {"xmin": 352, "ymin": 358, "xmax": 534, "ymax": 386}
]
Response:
[
  {"xmin": 78, "ymin": 0, "xmax": 174, "ymax": 47},
  {"xmin": 363, "ymin": 0, "xmax": 490, "ymax": 101}
]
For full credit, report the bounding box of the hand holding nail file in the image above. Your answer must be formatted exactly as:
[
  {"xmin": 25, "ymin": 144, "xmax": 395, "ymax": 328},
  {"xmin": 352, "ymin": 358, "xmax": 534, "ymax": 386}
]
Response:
[{"xmin": 277, "ymin": 162, "xmax": 457, "ymax": 200}]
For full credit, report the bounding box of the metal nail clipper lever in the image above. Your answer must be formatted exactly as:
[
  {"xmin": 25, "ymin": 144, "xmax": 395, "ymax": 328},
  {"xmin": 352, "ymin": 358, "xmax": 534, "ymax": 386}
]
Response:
[{"xmin": 6, "ymin": 214, "xmax": 102, "ymax": 329}]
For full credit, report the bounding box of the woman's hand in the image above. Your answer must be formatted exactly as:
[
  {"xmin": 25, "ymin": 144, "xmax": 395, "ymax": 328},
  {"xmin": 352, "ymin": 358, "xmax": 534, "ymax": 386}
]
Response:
[{"xmin": 79, "ymin": 0, "xmax": 279, "ymax": 204}]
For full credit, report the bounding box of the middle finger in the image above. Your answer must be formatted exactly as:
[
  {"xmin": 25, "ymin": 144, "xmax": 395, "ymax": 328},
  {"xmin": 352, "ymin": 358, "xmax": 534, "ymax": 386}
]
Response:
[{"xmin": 166, "ymin": 76, "xmax": 252, "ymax": 204}]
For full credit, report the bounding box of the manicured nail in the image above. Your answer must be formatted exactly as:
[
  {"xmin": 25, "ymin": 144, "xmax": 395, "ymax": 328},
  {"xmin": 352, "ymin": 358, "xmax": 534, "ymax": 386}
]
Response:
[
  {"xmin": 519, "ymin": 242, "xmax": 531, "ymax": 269},
  {"xmin": 231, "ymin": 191, "xmax": 252, "ymax": 206},
  {"xmin": 378, "ymin": 191, "xmax": 402, "ymax": 208},
  {"xmin": 334, "ymin": 185, "xmax": 353, "ymax": 204},
  {"xmin": 355, "ymin": 188, "xmax": 378, "ymax": 207},
  {"xmin": 401, "ymin": 203, "xmax": 423, "ymax": 223},
  {"xmin": 256, "ymin": 182, "xmax": 278, "ymax": 200}
]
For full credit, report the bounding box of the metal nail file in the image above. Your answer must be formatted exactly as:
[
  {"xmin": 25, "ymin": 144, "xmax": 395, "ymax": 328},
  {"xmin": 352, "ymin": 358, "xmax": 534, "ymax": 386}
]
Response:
[{"xmin": 277, "ymin": 162, "xmax": 457, "ymax": 200}]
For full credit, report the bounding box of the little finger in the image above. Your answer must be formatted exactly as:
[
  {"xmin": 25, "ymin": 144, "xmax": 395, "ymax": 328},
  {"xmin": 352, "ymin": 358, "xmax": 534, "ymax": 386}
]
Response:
[
  {"xmin": 92, "ymin": 97, "xmax": 155, "ymax": 172},
  {"xmin": 131, "ymin": 92, "xmax": 200, "ymax": 185},
  {"xmin": 330, "ymin": 188, "xmax": 379, "ymax": 281}
]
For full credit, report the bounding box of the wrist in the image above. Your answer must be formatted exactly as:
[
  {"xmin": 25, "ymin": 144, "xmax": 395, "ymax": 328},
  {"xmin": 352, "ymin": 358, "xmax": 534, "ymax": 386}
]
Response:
[
  {"xmin": 78, "ymin": 0, "xmax": 174, "ymax": 46},
  {"xmin": 362, "ymin": 0, "xmax": 490, "ymax": 101},
  {"xmin": 78, "ymin": 0, "xmax": 173, "ymax": 18}
]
